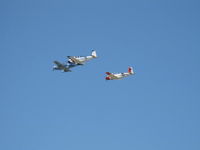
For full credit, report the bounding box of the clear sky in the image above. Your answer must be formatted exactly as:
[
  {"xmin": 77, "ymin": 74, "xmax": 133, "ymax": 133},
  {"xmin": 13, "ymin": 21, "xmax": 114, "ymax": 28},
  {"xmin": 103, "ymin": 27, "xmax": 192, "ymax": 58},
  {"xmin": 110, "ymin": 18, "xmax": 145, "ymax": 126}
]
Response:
[{"xmin": 1, "ymin": 0, "xmax": 200, "ymax": 150}]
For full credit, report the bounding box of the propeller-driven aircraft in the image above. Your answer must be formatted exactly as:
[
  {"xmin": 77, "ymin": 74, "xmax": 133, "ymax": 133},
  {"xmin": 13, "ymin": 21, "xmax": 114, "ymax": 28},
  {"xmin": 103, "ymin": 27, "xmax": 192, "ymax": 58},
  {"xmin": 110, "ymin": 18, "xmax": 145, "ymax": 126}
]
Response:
[
  {"xmin": 67, "ymin": 50, "xmax": 97, "ymax": 65},
  {"xmin": 105, "ymin": 67, "xmax": 134, "ymax": 80},
  {"xmin": 53, "ymin": 50, "xmax": 135, "ymax": 79},
  {"xmin": 53, "ymin": 61, "xmax": 77, "ymax": 72}
]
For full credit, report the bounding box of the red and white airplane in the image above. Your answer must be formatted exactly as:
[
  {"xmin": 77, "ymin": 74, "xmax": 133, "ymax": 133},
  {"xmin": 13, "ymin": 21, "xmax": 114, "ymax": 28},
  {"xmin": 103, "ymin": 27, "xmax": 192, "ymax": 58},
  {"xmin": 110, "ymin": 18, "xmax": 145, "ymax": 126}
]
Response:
[{"xmin": 105, "ymin": 67, "xmax": 134, "ymax": 80}]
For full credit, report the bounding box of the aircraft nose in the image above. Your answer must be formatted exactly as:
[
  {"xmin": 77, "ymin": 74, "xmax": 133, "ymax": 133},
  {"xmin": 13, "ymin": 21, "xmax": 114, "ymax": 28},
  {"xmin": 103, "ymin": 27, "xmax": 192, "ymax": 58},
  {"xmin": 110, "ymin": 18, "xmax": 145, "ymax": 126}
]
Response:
[{"xmin": 105, "ymin": 77, "xmax": 111, "ymax": 80}]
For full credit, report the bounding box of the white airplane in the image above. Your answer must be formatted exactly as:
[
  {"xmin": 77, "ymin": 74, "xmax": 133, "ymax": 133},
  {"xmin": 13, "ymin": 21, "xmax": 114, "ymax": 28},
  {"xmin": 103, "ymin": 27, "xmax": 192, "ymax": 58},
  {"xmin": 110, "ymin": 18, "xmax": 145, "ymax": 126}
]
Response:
[
  {"xmin": 105, "ymin": 67, "xmax": 134, "ymax": 80},
  {"xmin": 53, "ymin": 61, "xmax": 78, "ymax": 72},
  {"xmin": 67, "ymin": 50, "xmax": 97, "ymax": 65}
]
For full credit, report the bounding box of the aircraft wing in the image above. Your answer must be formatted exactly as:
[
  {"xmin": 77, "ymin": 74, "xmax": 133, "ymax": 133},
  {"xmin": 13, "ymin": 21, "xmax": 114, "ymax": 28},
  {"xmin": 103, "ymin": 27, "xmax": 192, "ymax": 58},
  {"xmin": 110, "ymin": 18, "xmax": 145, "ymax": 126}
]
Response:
[
  {"xmin": 68, "ymin": 56, "xmax": 83, "ymax": 64},
  {"xmin": 106, "ymin": 72, "xmax": 112, "ymax": 75},
  {"xmin": 63, "ymin": 68, "xmax": 71, "ymax": 72},
  {"xmin": 54, "ymin": 61, "xmax": 63, "ymax": 67},
  {"xmin": 67, "ymin": 64, "xmax": 77, "ymax": 69},
  {"xmin": 106, "ymin": 72, "xmax": 118, "ymax": 79}
]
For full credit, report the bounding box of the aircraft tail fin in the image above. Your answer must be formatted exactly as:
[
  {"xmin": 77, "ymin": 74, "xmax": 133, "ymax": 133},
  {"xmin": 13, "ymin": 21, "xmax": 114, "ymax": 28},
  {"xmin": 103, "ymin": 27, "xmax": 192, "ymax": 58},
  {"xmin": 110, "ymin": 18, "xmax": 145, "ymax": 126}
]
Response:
[
  {"xmin": 91, "ymin": 50, "xmax": 97, "ymax": 58},
  {"xmin": 128, "ymin": 67, "xmax": 134, "ymax": 74}
]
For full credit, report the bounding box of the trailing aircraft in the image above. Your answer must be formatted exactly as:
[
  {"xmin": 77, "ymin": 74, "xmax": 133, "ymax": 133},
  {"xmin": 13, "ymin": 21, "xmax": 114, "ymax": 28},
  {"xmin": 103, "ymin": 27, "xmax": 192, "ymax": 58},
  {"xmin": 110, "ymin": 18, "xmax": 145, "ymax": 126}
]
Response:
[
  {"xmin": 53, "ymin": 61, "xmax": 78, "ymax": 72},
  {"xmin": 67, "ymin": 50, "xmax": 97, "ymax": 65},
  {"xmin": 105, "ymin": 67, "xmax": 134, "ymax": 80}
]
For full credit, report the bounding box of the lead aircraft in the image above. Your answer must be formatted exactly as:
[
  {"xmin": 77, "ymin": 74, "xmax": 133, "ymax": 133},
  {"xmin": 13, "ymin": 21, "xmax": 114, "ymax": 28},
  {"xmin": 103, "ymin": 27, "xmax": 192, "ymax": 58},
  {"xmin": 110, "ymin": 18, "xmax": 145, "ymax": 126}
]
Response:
[
  {"xmin": 53, "ymin": 61, "xmax": 77, "ymax": 72},
  {"xmin": 105, "ymin": 67, "xmax": 134, "ymax": 80},
  {"xmin": 67, "ymin": 50, "xmax": 97, "ymax": 65}
]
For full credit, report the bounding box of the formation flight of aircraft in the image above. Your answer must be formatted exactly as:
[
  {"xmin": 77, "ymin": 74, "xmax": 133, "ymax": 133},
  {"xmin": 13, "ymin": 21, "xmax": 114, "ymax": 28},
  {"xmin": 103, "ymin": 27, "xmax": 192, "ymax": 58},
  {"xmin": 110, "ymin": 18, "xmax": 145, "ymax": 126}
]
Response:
[
  {"xmin": 53, "ymin": 50, "xmax": 135, "ymax": 79},
  {"xmin": 105, "ymin": 67, "xmax": 134, "ymax": 80},
  {"xmin": 53, "ymin": 61, "xmax": 78, "ymax": 72},
  {"xmin": 67, "ymin": 50, "xmax": 97, "ymax": 65}
]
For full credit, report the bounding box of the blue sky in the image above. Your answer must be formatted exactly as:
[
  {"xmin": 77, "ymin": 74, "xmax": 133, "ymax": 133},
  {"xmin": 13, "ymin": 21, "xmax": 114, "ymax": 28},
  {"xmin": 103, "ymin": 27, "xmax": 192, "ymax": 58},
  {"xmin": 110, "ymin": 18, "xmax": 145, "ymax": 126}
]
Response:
[{"xmin": 0, "ymin": 0, "xmax": 200, "ymax": 150}]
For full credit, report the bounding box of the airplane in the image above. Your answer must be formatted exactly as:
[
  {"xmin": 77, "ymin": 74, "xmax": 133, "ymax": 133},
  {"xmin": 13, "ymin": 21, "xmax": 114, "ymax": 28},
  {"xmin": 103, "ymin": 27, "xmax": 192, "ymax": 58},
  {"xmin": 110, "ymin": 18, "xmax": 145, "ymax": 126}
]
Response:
[
  {"xmin": 105, "ymin": 67, "xmax": 134, "ymax": 80},
  {"xmin": 53, "ymin": 61, "xmax": 78, "ymax": 72},
  {"xmin": 67, "ymin": 50, "xmax": 97, "ymax": 65}
]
